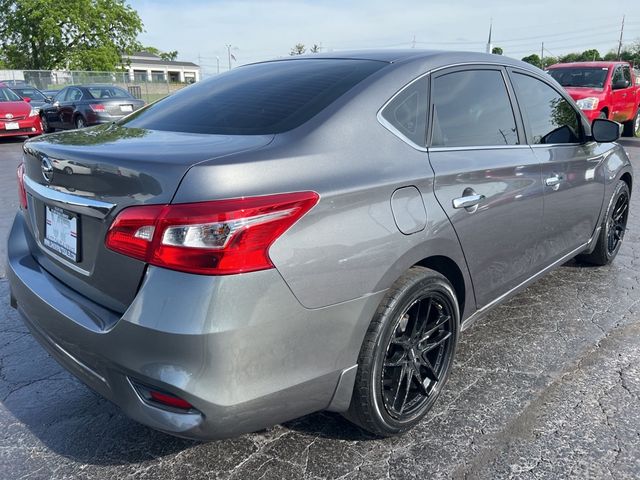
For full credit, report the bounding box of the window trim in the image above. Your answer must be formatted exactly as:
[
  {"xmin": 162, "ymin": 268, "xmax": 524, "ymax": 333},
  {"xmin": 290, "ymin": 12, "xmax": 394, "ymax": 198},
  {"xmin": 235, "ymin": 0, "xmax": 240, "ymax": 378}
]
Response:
[
  {"xmin": 376, "ymin": 71, "xmax": 431, "ymax": 152},
  {"xmin": 426, "ymin": 65, "xmax": 524, "ymax": 150},
  {"xmin": 506, "ymin": 67, "xmax": 588, "ymax": 148}
]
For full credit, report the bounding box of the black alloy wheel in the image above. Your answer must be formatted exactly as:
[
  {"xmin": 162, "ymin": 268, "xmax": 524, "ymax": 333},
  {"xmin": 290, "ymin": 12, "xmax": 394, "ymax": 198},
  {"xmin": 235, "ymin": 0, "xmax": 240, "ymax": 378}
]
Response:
[
  {"xmin": 607, "ymin": 188, "xmax": 629, "ymax": 256},
  {"xmin": 381, "ymin": 292, "xmax": 455, "ymax": 419}
]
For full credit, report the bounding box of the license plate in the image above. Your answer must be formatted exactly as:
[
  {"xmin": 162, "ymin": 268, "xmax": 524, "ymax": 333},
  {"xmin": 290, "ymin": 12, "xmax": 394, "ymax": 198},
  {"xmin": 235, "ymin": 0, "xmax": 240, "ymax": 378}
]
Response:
[
  {"xmin": 5, "ymin": 122, "xmax": 19, "ymax": 130},
  {"xmin": 44, "ymin": 206, "xmax": 79, "ymax": 262},
  {"xmin": 120, "ymin": 105, "xmax": 133, "ymax": 113}
]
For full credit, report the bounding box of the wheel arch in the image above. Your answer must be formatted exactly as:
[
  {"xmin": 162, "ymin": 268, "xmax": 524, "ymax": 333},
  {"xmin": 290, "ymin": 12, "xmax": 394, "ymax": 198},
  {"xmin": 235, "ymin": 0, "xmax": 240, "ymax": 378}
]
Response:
[
  {"xmin": 414, "ymin": 255, "xmax": 466, "ymax": 319},
  {"xmin": 621, "ymin": 171, "xmax": 632, "ymax": 193}
]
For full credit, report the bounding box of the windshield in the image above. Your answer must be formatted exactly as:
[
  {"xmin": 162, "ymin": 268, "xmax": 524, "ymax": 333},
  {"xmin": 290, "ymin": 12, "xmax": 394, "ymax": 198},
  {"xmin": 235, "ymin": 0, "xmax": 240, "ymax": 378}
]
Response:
[
  {"xmin": 12, "ymin": 88, "xmax": 46, "ymax": 101},
  {"xmin": 121, "ymin": 59, "xmax": 386, "ymax": 135},
  {"xmin": 87, "ymin": 86, "xmax": 133, "ymax": 99},
  {"xmin": 0, "ymin": 87, "xmax": 23, "ymax": 102},
  {"xmin": 547, "ymin": 67, "xmax": 609, "ymax": 88}
]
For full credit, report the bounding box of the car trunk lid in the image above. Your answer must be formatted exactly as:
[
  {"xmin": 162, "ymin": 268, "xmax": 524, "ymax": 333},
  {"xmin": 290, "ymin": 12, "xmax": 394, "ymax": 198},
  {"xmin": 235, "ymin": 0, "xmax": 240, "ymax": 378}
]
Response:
[{"xmin": 21, "ymin": 123, "xmax": 273, "ymax": 313}]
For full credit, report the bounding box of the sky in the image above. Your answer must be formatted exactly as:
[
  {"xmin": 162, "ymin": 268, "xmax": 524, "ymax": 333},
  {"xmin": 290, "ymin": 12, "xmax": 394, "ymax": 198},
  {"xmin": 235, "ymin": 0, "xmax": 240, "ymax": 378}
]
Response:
[{"xmin": 129, "ymin": 0, "xmax": 638, "ymax": 77}]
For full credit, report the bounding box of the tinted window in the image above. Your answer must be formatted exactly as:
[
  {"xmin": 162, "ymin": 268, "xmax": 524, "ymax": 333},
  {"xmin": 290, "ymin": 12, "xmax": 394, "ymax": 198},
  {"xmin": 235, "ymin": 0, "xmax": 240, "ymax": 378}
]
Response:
[
  {"xmin": 13, "ymin": 88, "xmax": 46, "ymax": 101},
  {"xmin": 622, "ymin": 66, "xmax": 632, "ymax": 85},
  {"xmin": 547, "ymin": 67, "xmax": 608, "ymax": 88},
  {"xmin": 380, "ymin": 76, "xmax": 428, "ymax": 146},
  {"xmin": 0, "ymin": 87, "xmax": 22, "ymax": 102},
  {"xmin": 612, "ymin": 67, "xmax": 625, "ymax": 86},
  {"xmin": 67, "ymin": 88, "xmax": 83, "ymax": 102},
  {"xmin": 88, "ymin": 86, "xmax": 132, "ymax": 99},
  {"xmin": 122, "ymin": 59, "xmax": 385, "ymax": 135},
  {"xmin": 431, "ymin": 69, "xmax": 518, "ymax": 147},
  {"xmin": 511, "ymin": 72, "xmax": 582, "ymax": 145}
]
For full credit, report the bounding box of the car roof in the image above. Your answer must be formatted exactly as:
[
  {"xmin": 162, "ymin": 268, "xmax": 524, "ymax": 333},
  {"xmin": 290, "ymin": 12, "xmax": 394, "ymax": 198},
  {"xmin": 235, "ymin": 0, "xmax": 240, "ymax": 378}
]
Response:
[
  {"xmin": 250, "ymin": 49, "xmax": 536, "ymax": 73},
  {"xmin": 548, "ymin": 61, "xmax": 629, "ymax": 69}
]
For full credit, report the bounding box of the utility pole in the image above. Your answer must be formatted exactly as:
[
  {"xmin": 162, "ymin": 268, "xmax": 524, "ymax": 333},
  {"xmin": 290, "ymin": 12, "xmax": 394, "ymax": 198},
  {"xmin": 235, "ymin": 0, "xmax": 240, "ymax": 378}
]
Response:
[
  {"xmin": 226, "ymin": 44, "xmax": 232, "ymax": 70},
  {"xmin": 411, "ymin": 35, "xmax": 416, "ymax": 49},
  {"xmin": 541, "ymin": 42, "xmax": 544, "ymax": 68},
  {"xmin": 216, "ymin": 56, "xmax": 220, "ymax": 74},
  {"xmin": 486, "ymin": 18, "xmax": 493, "ymax": 54},
  {"xmin": 617, "ymin": 15, "xmax": 625, "ymax": 60}
]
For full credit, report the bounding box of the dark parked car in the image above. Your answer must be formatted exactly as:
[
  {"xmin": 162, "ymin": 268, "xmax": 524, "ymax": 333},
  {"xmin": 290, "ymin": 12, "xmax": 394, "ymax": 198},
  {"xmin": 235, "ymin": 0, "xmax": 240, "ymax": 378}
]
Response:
[
  {"xmin": 40, "ymin": 84, "xmax": 145, "ymax": 132},
  {"xmin": 9, "ymin": 84, "xmax": 50, "ymax": 113},
  {"xmin": 9, "ymin": 51, "xmax": 632, "ymax": 440}
]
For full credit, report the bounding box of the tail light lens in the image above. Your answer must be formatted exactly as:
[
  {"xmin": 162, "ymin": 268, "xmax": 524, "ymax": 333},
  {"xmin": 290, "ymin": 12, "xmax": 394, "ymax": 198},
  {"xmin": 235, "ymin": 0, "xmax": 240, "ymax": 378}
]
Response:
[
  {"xmin": 17, "ymin": 164, "xmax": 27, "ymax": 210},
  {"xmin": 105, "ymin": 191, "xmax": 319, "ymax": 275},
  {"xmin": 89, "ymin": 104, "xmax": 106, "ymax": 112}
]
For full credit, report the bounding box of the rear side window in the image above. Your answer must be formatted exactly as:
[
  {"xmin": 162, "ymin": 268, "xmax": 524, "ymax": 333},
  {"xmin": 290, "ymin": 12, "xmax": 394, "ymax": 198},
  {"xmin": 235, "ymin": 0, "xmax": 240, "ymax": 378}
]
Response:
[
  {"xmin": 431, "ymin": 69, "xmax": 518, "ymax": 147},
  {"xmin": 380, "ymin": 76, "xmax": 429, "ymax": 146},
  {"xmin": 511, "ymin": 72, "xmax": 582, "ymax": 145},
  {"xmin": 122, "ymin": 59, "xmax": 385, "ymax": 135}
]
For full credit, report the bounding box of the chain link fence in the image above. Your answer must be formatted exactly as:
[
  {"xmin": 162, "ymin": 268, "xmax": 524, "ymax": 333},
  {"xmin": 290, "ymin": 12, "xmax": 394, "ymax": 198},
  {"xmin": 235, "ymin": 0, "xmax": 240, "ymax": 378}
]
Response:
[{"xmin": 0, "ymin": 69, "xmax": 196, "ymax": 104}]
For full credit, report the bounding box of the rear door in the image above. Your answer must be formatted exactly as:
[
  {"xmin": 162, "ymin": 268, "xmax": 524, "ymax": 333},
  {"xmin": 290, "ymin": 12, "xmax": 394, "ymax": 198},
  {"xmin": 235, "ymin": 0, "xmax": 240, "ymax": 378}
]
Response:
[
  {"xmin": 508, "ymin": 69, "xmax": 604, "ymax": 261},
  {"xmin": 59, "ymin": 87, "xmax": 83, "ymax": 127},
  {"xmin": 427, "ymin": 66, "xmax": 544, "ymax": 308}
]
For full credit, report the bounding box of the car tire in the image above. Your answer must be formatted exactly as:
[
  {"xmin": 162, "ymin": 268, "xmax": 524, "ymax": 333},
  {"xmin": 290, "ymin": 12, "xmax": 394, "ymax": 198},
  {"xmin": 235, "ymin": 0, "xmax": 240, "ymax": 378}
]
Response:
[
  {"xmin": 345, "ymin": 266, "xmax": 459, "ymax": 437},
  {"xmin": 40, "ymin": 114, "xmax": 53, "ymax": 133},
  {"xmin": 63, "ymin": 166, "xmax": 73, "ymax": 175},
  {"xmin": 622, "ymin": 108, "xmax": 640, "ymax": 137},
  {"xmin": 577, "ymin": 179, "xmax": 630, "ymax": 266},
  {"xmin": 75, "ymin": 116, "xmax": 86, "ymax": 129}
]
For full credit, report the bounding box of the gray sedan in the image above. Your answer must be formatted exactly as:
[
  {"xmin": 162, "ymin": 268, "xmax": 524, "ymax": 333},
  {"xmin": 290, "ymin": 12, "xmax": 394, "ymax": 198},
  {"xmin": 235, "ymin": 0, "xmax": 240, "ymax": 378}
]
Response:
[
  {"xmin": 8, "ymin": 50, "xmax": 632, "ymax": 440},
  {"xmin": 39, "ymin": 84, "xmax": 145, "ymax": 131}
]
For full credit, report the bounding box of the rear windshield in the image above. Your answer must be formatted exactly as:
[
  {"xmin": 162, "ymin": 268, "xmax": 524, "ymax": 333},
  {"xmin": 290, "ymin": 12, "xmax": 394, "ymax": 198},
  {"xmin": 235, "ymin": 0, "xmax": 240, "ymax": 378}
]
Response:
[
  {"xmin": 547, "ymin": 67, "xmax": 609, "ymax": 88},
  {"xmin": 0, "ymin": 87, "xmax": 22, "ymax": 102},
  {"xmin": 121, "ymin": 59, "xmax": 386, "ymax": 135},
  {"xmin": 88, "ymin": 86, "xmax": 132, "ymax": 99}
]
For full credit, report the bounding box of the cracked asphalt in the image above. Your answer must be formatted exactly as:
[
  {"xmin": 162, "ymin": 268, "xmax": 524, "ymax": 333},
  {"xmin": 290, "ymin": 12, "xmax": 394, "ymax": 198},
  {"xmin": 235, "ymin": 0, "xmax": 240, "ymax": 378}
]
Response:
[{"xmin": 1, "ymin": 136, "xmax": 639, "ymax": 480}]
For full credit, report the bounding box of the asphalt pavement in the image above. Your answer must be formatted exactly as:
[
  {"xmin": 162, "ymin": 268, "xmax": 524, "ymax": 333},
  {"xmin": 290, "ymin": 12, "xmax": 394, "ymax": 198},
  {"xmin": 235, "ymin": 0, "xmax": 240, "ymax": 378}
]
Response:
[{"xmin": 0, "ymin": 136, "xmax": 639, "ymax": 480}]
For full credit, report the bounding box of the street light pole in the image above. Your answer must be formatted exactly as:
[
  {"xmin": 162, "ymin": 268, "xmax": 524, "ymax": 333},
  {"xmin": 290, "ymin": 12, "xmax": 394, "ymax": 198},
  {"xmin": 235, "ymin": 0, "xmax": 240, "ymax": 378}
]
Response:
[
  {"xmin": 226, "ymin": 44, "xmax": 232, "ymax": 70},
  {"xmin": 216, "ymin": 56, "xmax": 220, "ymax": 74}
]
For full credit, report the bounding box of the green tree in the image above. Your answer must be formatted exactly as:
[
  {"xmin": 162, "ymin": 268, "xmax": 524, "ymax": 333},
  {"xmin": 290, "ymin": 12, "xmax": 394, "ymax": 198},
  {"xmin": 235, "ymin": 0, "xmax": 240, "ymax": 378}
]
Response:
[
  {"xmin": 580, "ymin": 49, "xmax": 601, "ymax": 61},
  {"xmin": 290, "ymin": 43, "xmax": 306, "ymax": 55},
  {"xmin": 491, "ymin": 46, "xmax": 503, "ymax": 55},
  {"xmin": 542, "ymin": 56, "xmax": 558, "ymax": 68},
  {"xmin": 558, "ymin": 52, "xmax": 581, "ymax": 63},
  {"xmin": 160, "ymin": 51, "xmax": 178, "ymax": 61},
  {"xmin": 309, "ymin": 44, "xmax": 322, "ymax": 53},
  {"xmin": 0, "ymin": 0, "xmax": 143, "ymax": 70},
  {"xmin": 521, "ymin": 54, "xmax": 542, "ymax": 68}
]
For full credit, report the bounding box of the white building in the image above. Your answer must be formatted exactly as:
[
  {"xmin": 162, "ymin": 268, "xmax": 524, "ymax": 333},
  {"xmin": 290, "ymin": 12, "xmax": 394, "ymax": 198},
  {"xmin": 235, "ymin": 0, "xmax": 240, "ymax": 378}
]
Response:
[{"xmin": 123, "ymin": 52, "xmax": 201, "ymax": 83}]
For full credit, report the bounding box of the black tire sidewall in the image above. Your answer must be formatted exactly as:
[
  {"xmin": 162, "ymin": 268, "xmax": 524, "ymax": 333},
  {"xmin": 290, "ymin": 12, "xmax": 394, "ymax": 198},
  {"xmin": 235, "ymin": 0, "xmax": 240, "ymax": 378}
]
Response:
[
  {"xmin": 366, "ymin": 272, "xmax": 459, "ymax": 433},
  {"xmin": 604, "ymin": 181, "xmax": 630, "ymax": 261}
]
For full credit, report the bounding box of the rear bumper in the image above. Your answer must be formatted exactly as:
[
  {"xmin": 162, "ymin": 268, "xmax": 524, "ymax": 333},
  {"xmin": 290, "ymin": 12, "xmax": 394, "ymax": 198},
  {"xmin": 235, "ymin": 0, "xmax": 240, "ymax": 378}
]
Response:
[{"xmin": 7, "ymin": 212, "xmax": 381, "ymax": 440}]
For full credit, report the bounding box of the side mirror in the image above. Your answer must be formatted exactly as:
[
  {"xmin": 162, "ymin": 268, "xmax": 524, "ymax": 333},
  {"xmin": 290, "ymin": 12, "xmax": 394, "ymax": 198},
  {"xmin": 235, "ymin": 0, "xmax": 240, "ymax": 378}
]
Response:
[
  {"xmin": 23, "ymin": 97, "xmax": 31, "ymax": 103},
  {"xmin": 591, "ymin": 118, "xmax": 621, "ymax": 143},
  {"xmin": 612, "ymin": 79, "xmax": 629, "ymax": 90},
  {"xmin": 45, "ymin": 96, "xmax": 53, "ymax": 103},
  {"xmin": 52, "ymin": 101, "xmax": 60, "ymax": 108}
]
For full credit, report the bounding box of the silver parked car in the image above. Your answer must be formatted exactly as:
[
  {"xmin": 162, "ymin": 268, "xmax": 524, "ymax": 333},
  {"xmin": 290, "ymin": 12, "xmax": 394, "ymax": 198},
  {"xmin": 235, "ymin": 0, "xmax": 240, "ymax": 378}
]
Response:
[{"xmin": 8, "ymin": 51, "xmax": 632, "ymax": 440}]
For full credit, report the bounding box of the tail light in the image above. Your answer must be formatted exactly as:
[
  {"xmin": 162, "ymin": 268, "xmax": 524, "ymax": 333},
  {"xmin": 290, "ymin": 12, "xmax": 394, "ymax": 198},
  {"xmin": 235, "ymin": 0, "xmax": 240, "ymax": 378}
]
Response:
[
  {"xmin": 17, "ymin": 164, "xmax": 27, "ymax": 210},
  {"xmin": 89, "ymin": 104, "xmax": 106, "ymax": 112},
  {"xmin": 105, "ymin": 191, "xmax": 319, "ymax": 275}
]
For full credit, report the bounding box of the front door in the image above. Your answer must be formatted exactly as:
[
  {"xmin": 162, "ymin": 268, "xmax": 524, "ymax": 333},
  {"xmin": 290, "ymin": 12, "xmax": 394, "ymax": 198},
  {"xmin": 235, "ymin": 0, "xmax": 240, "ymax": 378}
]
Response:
[
  {"xmin": 508, "ymin": 69, "xmax": 604, "ymax": 262},
  {"xmin": 428, "ymin": 67, "xmax": 544, "ymax": 308},
  {"xmin": 610, "ymin": 65, "xmax": 634, "ymax": 122}
]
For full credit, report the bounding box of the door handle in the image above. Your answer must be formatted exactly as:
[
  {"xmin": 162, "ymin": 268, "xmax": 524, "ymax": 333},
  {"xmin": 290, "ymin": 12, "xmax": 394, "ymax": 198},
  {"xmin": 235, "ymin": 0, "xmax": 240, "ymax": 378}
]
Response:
[
  {"xmin": 452, "ymin": 194, "xmax": 485, "ymax": 209},
  {"xmin": 545, "ymin": 175, "xmax": 562, "ymax": 187}
]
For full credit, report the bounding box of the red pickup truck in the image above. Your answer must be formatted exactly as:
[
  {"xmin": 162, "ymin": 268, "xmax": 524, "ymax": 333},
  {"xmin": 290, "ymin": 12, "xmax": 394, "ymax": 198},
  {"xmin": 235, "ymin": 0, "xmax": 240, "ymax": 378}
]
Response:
[{"xmin": 547, "ymin": 61, "xmax": 640, "ymax": 137}]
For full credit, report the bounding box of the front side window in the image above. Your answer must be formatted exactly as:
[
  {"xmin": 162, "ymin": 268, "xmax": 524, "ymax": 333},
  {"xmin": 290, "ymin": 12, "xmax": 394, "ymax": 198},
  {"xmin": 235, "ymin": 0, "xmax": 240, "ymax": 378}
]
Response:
[
  {"xmin": 67, "ymin": 88, "xmax": 83, "ymax": 102},
  {"xmin": 622, "ymin": 66, "xmax": 632, "ymax": 86},
  {"xmin": 430, "ymin": 69, "xmax": 518, "ymax": 147},
  {"xmin": 511, "ymin": 72, "xmax": 582, "ymax": 145},
  {"xmin": 13, "ymin": 88, "xmax": 46, "ymax": 101},
  {"xmin": 380, "ymin": 76, "xmax": 428, "ymax": 146},
  {"xmin": 612, "ymin": 67, "xmax": 625, "ymax": 86}
]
